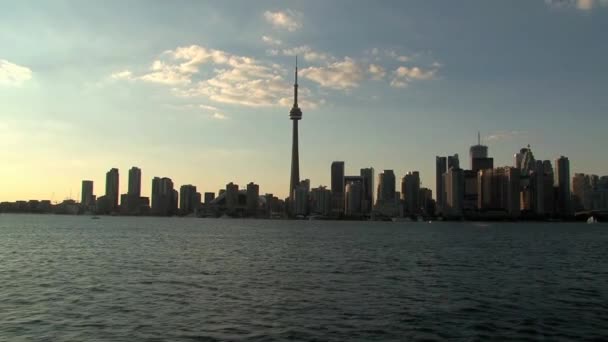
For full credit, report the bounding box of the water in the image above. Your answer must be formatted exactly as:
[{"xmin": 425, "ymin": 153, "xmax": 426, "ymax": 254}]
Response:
[{"xmin": 0, "ymin": 214, "xmax": 606, "ymax": 341}]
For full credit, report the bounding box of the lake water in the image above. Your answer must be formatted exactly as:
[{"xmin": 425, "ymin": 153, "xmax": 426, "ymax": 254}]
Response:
[{"xmin": 0, "ymin": 214, "xmax": 606, "ymax": 341}]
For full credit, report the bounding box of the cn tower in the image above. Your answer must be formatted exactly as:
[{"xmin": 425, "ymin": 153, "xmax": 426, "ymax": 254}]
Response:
[{"xmin": 289, "ymin": 56, "xmax": 302, "ymax": 206}]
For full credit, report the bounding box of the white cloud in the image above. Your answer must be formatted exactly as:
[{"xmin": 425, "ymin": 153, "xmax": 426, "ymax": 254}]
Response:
[
  {"xmin": 212, "ymin": 112, "xmax": 227, "ymax": 120},
  {"xmin": 545, "ymin": 0, "xmax": 608, "ymax": 10},
  {"xmin": 368, "ymin": 64, "xmax": 386, "ymax": 80},
  {"xmin": 485, "ymin": 130, "xmax": 527, "ymax": 142},
  {"xmin": 0, "ymin": 59, "xmax": 32, "ymax": 86},
  {"xmin": 264, "ymin": 10, "xmax": 302, "ymax": 32},
  {"xmin": 110, "ymin": 70, "xmax": 134, "ymax": 81},
  {"xmin": 200, "ymin": 104, "xmax": 218, "ymax": 111},
  {"xmin": 262, "ymin": 35, "xmax": 282, "ymax": 46},
  {"xmin": 282, "ymin": 45, "xmax": 333, "ymax": 62},
  {"xmin": 390, "ymin": 66, "xmax": 438, "ymax": 88},
  {"xmin": 300, "ymin": 57, "xmax": 364, "ymax": 90}
]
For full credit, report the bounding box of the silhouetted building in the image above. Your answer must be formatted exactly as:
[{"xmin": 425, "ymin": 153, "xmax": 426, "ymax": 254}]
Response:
[
  {"xmin": 226, "ymin": 182, "xmax": 239, "ymax": 215},
  {"xmin": 402, "ymin": 171, "xmax": 420, "ymax": 215},
  {"xmin": 151, "ymin": 177, "xmax": 177, "ymax": 216},
  {"xmin": 444, "ymin": 168, "xmax": 464, "ymax": 218},
  {"xmin": 472, "ymin": 158, "xmax": 494, "ymax": 173},
  {"xmin": 555, "ymin": 156, "xmax": 572, "ymax": 217},
  {"xmin": 360, "ymin": 167, "xmax": 374, "ymax": 213},
  {"xmin": 478, "ymin": 167, "xmax": 521, "ymax": 218},
  {"xmin": 105, "ymin": 168, "xmax": 119, "ymax": 212},
  {"xmin": 293, "ymin": 181, "xmax": 309, "ymax": 216},
  {"xmin": 470, "ymin": 132, "xmax": 489, "ymax": 170},
  {"xmin": 204, "ymin": 192, "xmax": 215, "ymax": 204},
  {"xmin": 81, "ymin": 180, "xmax": 95, "ymax": 208},
  {"xmin": 436, "ymin": 156, "xmax": 447, "ymax": 212},
  {"xmin": 345, "ymin": 180, "xmax": 363, "ymax": 217},
  {"xmin": 128, "ymin": 167, "xmax": 141, "ymax": 197},
  {"xmin": 311, "ymin": 186, "xmax": 331, "ymax": 216},
  {"xmin": 180, "ymin": 184, "xmax": 199, "ymax": 215},
  {"xmin": 331, "ymin": 161, "xmax": 345, "ymax": 215},
  {"xmin": 246, "ymin": 182, "xmax": 259, "ymax": 216},
  {"xmin": 289, "ymin": 57, "xmax": 303, "ymax": 214}
]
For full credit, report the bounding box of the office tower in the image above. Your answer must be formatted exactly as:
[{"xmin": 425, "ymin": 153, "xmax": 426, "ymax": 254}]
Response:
[
  {"xmin": 289, "ymin": 57, "xmax": 303, "ymax": 211},
  {"xmin": 444, "ymin": 168, "xmax": 464, "ymax": 217},
  {"xmin": 555, "ymin": 156, "xmax": 571, "ymax": 216},
  {"xmin": 105, "ymin": 168, "xmax": 119, "ymax": 212},
  {"xmin": 377, "ymin": 170, "xmax": 396, "ymax": 204},
  {"xmin": 448, "ymin": 154, "xmax": 460, "ymax": 170},
  {"xmin": 179, "ymin": 184, "xmax": 198, "ymax": 215},
  {"xmin": 81, "ymin": 180, "xmax": 94, "ymax": 207},
  {"xmin": 345, "ymin": 181, "xmax": 363, "ymax": 216},
  {"xmin": 470, "ymin": 132, "xmax": 489, "ymax": 170},
  {"xmin": 294, "ymin": 181, "xmax": 309, "ymax": 216},
  {"xmin": 246, "ymin": 182, "xmax": 260, "ymax": 216},
  {"xmin": 311, "ymin": 186, "xmax": 331, "ymax": 216},
  {"xmin": 463, "ymin": 170, "xmax": 479, "ymax": 211},
  {"xmin": 151, "ymin": 177, "xmax": 176, "ymax": 216},
  {"xmin": 572, "ymin": 173, "xmax": 588, "ymax": 211},
  {"xmin": 204, "ymin": 192, "xmax": 215, "ymax": 204},
  {"xmin": 477, "ymin": 167, "xmax": 521, "ymax": 218},
  {"xmin": 128, "ymin": 167, "xmax": 141, "ymax": 197},
  {"xmin": 529, "ymin": 161, "xmax": 545, "ymax": 216},
  {"xmin": 436, "ymin": 157, "xmax": 447, "ymax": 210},
  {"xmin": 419, "ymin": 188, "xmax": 434, "ymax": 215},
  {"xmin": 402, "ymin": 171, "xmax": 420, "ymax": 215},
  {"xmin": 360, "ymin": 167, "xmax": 374, "ymax": 213},
  {"xmin": 331, "ymin": 161, "xmax": 345, "ymax": 215},
  {"xmin": 225, "ymin": 182, "xmax": 239, "ymax": 215}
]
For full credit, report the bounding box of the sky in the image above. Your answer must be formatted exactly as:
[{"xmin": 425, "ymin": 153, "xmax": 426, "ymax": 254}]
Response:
[{"xmin": 1, "ymin": 0, "xmax": 608, "ymax": 202}]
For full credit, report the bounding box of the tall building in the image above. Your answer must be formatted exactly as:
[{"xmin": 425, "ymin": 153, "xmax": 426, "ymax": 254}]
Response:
[
  {"xmin": 436, "ymin": 156, "xmax": 447, "ymax": 210},
  {"xmin": 470, "ymin": 132, "xmax": 489, "ymax": 170},
  {"xmin": 331, "ymin": 161, "xmax": 345, "ymax": 215},
  {"xmin": 246, "ymin": 182, "xmax": 260, "ymax": 216},
  {"xmin": 128, "ymin": 167, "xmax": 141, "ymax": 197},
  {"xmin": 360, "ymin": 167, "xmax": 374, "ymax": 213},
  {"xmin": 204, "ymin": 192, "xmax": 215, "ymax": 204},
  {"xmin": 376, "ymin": 170, "xmax": 396, "ymax": 204},
  {"xmin": 81, "ymin": 180, "xmax": 94, "ymax": 207},
  {"xmin": 105, "ymin": 168, "xmax": 119, "ymax": 212},
  {"xmin": 345, "ymin": 181, "xmax": 363, "ymax": 216},
  {"xmin": 226, "ymin": 182, "xmax": 239, "ymax": 215},
  {"xmin": 402, "ymin": 171, "xmax": 420, "ymax": 215},
  {"xmin": 179, "ymin": 184, "xmax": 199, "ymax": 215},
  {"xmin": 294, "ymin": 181, "xmax": 309, "ymax": 216},
  {"xmin": 288, "ymin": 57, "xmax": 303, "ymax": 213},
  {"xmin": 555, "ymin": 156, "xmax": 571, "ymax": 217},
  {"xmin": 310, "ymin": 186, "xmax": 331, "ymax": 216},
  {"xmin": 448, "ymin": 154, "xmax": 460, "ymax": 170},
  {"xmin": 444, "ymin": 168, "xmax": 464, "ymax": 217},
  {"xmin": 478, "ymin": 167, "xmax": 521, "ymax": 218},
  {"xmin": 151, "ymin": 177, "xmax": 176, "ymax": 216}
]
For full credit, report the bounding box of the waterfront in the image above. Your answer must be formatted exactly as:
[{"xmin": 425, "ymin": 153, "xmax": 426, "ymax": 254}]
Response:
[{"xmin": 1, "ymin": 214, "xmax": 607, "ymax": 341}]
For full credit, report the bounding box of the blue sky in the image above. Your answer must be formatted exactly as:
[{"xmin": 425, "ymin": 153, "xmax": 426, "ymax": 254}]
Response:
[{"xmin": 1, "ymin": 0, "xmax": 607, "ymax": 201}]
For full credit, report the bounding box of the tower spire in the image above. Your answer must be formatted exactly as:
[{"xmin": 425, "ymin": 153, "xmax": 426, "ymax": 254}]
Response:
[
  {"xmin": 478, "ymin": 131, "xmax": 480, "ymax": 145},
  {"xmin": 294, "ymin": 55, "xmax": 298, "ymax": 106}
]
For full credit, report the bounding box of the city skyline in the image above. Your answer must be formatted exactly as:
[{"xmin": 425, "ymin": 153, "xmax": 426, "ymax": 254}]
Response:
[{"xmin": 2, "ymin": 1, "xmax": 608, "ymax": 202}]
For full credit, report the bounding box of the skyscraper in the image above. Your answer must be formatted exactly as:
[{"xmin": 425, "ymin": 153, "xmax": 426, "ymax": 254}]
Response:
[
  {"xmin": 226, "ymin": 182, "xmax": 239, "ymax": 215},
  {"xmin": 289, "ymin": 57, "xmax": 303, "ymax": 211},
  {"xmin": 179, "ymin": 184, "xmax": 198, "ymax": 215},
  {"xmin": 555, "ymin": 156, "xmax": 571, "ymax": 216},
  {"xmin": 470, "ymin": 132, "xmax": 489, "ymax": 170},
  {"xmin": 331, "ymin": 161, "xmax": 345, "ymax": 215},
  {"xmin": 402, "ymin": 171, "xmax": 421, "ymax": 215},
  {"xmin": 246, "ymin": 182, "xmax": 260, "ymax": 217},
  {"xmin": 128, "ymin": 167, "xmax": 141, "ymax": 197},
  {"xmin": 360, "ymin": 167, "xmax": 374, "ymax": 213},
  {"xmin": 345, "ymin": 181, "xmax": 363, "ymax": 216},
  {"xmin": 436, "ymin": 156, "xmax": 447, "ymax": 210},
  {"xmin": 151, "ymin": 177, "xmax": 176, "ymax": 216},
  {"xmin": 81, "ymin": 180, "xmax": 94, "ymax": 207},
  {"xmin": 105, "ymin": 168, "xmax": 119, "ymax": 212},
  {"xmin": 376, "ymin": 170, "xmax": 396, "ymax": 204}
]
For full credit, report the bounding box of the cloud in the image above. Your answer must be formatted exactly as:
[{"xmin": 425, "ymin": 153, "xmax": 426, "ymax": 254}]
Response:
[
  {"xmin": 264, "ymin": 10, "xmax": 302, "ymax": 32},
  {"xmin": 282, "ymin": 45, "xmax": 333, "ymax": 62},
  {"xmin": 485, "ymin": 130, "xmax": 527, "ymax": 142},
  {"xmin": 368, "ymin": 64, "xmax": 386, "ymax": 80},
  {"xmin": 385, "ymin": 50, "xmax": 411, "ymax": 62},
  {"xmin": 110, "ymin": 70, "xmax": 134, "ymax": 81},
  {"xmin": 545, "ymin": 0, "xmax": 608, "ymax": 10},
  {"xmin": 0, "ymin": 59, "xmax": 32, "ymax": 86},
  {"xmin": 212, "ymin": 112, "xmax": 227, "ymax": 120},
  {"xmin": 390, "ymin": 66, "xmax": 438, "ymax": 88},
  {"xmin": 200, "ymin": 104, "xmax": 218, "ymax": 111},
  {"xmin": 299, "ymin": 57, "xmax": 364, "ymax": 90},
  {"xmin": 262, "ymin": 35, "xmax": 282, "ymax": 46}
]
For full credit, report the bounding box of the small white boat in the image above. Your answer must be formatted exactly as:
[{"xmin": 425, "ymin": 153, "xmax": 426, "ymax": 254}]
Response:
[{"xmin": 587, "ymin": 216, "xmax": 598, "ymax": 224}]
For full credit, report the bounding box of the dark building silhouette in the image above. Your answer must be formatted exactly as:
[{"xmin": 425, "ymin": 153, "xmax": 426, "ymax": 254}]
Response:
[
  {"xmin": 179, "ymin": 184, "xmax": 199, "ymax": 215},
  {"xmin": 436, "ymin": 156, "xmax": 447, "ymax": 212},
  {"xmin": 360, "ymin": 167, "xmax": 374, "ymax": 214},
  {"xmin": 81, "ymin": 180, "xmax": 95, "ymax": 208},
  {"xmin": 204, "ymin": 192, "xmax": 215, "ymax": 204},
  {"xmin": 402, "ymin": 171, "xmax": 420, "ymax": 215},
  {"xmin": 105, "ymin": 168, "xmax": 119, "ymax": 212},
  {"xmin": 246, "ymin": 182, "xmax": 260, "ymax": 216},
  {"xmin": 555, "ymin": 156, "xmax": 571, "ymax": 217},
  {"xmin": 331, "ymin": 161, "xmax": 345, "ymax": 215},
  {"xmin": 289, "ymin": 57, "xmax": 302, "ymax": 213},
  {"xmin": 152, "ymin": 177, "xmax": 177, "ymax": 216}
]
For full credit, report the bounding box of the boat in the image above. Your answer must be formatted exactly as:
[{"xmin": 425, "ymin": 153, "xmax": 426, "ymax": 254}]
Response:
[{"xmin": 587, "ymin": 216, "xmax": 598, "ymax": 224}]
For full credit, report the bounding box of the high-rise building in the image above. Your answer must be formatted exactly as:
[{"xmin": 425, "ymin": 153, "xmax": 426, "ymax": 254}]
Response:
[
  {"xmin": 360, "ymin": 168, "xmax": 374, "ymax": 213},
  {"xmin": 444, "ymin": 168, "xmax": 464, "ymax": 217},
  {"xmin": 294, "ymin": 181, "xmax": 309, "ymax": 216},
  {"xmin": 105, "ymin": 168, "xmax": 119, "ymax": 212},
  {"xmin": 226, "ymin": 182, "xmax": 239, "ymax": 215},
  {"xmin": 448, "ymin": 154, "xmax": 460, "ymax": 170},
  {"xmin": 377, "ymin": 170, "xmax": 396, "ymax": 204},
  {"xmin": 81, "ymin": 180, "xmax": 94, "ymax": 207},
  {"xmin": 289, "ymin": 57, "xmax": 303, "ymax": 213},
  {"xmin": 345, "ymin": 181, "xmax": 363, "ymax": 216},
  {"xmin": 477, "ymin": 167, "xmax": 521, "ymax": 218},
  {"xmin": 436, "ymin": 156, "xmax": 447, "ymax": 210},
  {"xmin": 128, "ymin": 167, "xmax": 141, "ymax": 197},
  {"xmin": 179, "ymin": 184, "xmax": 198, "ymax": 215},
  {"xmin": 402, "ymin": 171, "xmax": 420, "ymax": 215},
  {"xmin": 151, "ymin": 177, "xmax": 176, "ymax": 216},
  {"xmin": 204, "ymin": 192, "xmax": 215, "ymax": 204},
  {"xmin": 311, "ymin": 186, "xmax": 331, "ymax": 216},
  {"xmin": 331, "ymin": 161, "xmax": 345, "ymax": 215},
  {"xmin": 246, "ymin": 182, "xmax": 260, "ymax": 216},
  {"xmin": 470, "ymin": 132, "xmax": 489, "ymax": 170},
  {"xmin": 555, "ymin": 156, "xmax": 571, "ymax": 217}
]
